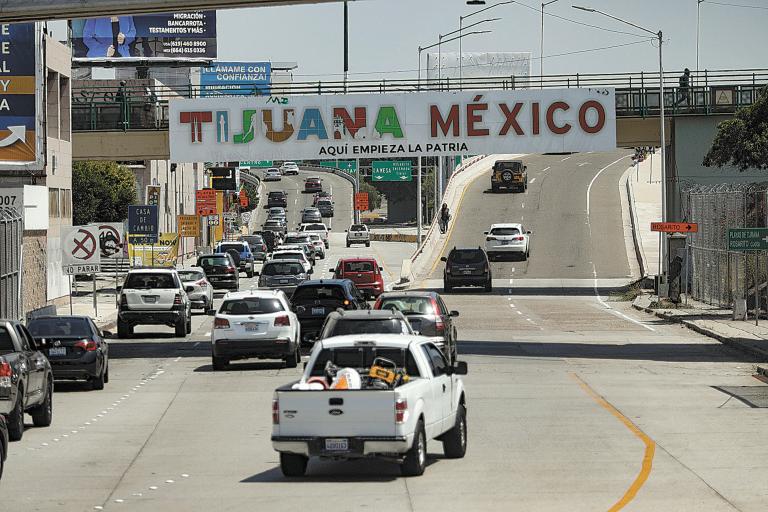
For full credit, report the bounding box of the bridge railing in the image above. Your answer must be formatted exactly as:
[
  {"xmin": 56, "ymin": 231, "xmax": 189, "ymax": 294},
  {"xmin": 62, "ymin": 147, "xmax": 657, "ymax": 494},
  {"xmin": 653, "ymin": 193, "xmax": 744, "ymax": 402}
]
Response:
[{"xmin": 72, "ymin": 68, "xmax": 768, "ymax": 132}]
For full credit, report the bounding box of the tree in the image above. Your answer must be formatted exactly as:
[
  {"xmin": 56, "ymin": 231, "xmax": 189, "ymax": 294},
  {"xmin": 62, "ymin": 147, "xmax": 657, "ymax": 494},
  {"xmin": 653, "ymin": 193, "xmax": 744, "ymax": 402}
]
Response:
[
  {"xmin": 72, "ymin": 161, "xmax": 137, "ymax": 226},
  {"xmin": 704, "ymin": 85, "xmax": 768, "ymax": 171},
  {"xmin": 359, "ymin": 181, "xmax": 383, "ymax": 212}
]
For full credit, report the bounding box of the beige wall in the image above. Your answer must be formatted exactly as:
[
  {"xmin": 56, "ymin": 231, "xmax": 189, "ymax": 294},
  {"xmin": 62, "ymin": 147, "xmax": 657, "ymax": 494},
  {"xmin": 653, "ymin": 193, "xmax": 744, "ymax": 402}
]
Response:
[{"xmin": 73, "ymin": 130, "xmax": 170, "ymax": 160}]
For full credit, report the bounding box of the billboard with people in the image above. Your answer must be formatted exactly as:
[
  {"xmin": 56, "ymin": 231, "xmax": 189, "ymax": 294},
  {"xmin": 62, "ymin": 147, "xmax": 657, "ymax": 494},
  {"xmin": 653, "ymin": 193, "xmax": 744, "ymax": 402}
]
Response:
[{"xmin": 70, "ymin": 11, "xmax": 217, "ymax": 62}]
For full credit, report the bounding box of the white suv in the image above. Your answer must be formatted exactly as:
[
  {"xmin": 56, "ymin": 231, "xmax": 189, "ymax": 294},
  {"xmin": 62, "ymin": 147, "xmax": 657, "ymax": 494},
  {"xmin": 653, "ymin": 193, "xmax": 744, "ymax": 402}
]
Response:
[
  {"xmin": 484, "ymin": 223, "xmax": 531, "ymax": 261},
  {"xmin": 299, "ymin": 223, "xmax": 329, "ymax": 248},
  {"xmin": 346, "ymin": 224, "xmax": 370, "ymax": 247},
  {"xmin": 117, "ymin": 268, "xmax": 192, "ymax": 338},
  {"xmin": 210, "ymin": 290, "xmax": 300, "ymax": 371}
]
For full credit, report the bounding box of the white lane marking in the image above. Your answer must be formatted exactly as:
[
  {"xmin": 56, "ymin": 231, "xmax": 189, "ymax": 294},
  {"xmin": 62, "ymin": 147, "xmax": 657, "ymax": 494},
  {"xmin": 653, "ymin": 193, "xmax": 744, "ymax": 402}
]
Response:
[
  {"xmin": 586, "ymin": 155, "xmax": 629, "ymax": 216},
  {"xmin": 578, "ymin": 162, "xmax": 590, "ymax": 167},
  {"xmin": 541, "ymin": 166, "xmax": 551, "ymax": 173},
  {"xmin": 593, "ymin": 268, "xmax": 655, "ymax": 331},
  {"xmin": 561, "ymin": 156, "xmax": 571, "ymax": 161},
  {"xmin": 530, "ymin": 178, "xmax": 536, "ymax": 183},
  {"xmin": 521, "ymin": 203, "xmax": 525, "ymax": 209},
  {"xmin": 516, "ymin": 310, "xmax": 523, "ymax": 315}
]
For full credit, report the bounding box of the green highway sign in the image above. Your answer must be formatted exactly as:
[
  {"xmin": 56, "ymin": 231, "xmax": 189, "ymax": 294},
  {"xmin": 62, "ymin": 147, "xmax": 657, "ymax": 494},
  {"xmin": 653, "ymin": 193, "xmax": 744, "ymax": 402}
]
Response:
[
  {"xmin": 320, "ymin": 160, "xmax": 357, "ymax": 174},
  {"xmin": 372, "ymin": 160, "xmax": 412, "ymax": 182},
  {"xmin": 240, "ymin": 161, "xmax": 273, "ymax": 168},
  {"xmin": 728, "ymin": 228, "xmax": 768, "ymax": 251}
]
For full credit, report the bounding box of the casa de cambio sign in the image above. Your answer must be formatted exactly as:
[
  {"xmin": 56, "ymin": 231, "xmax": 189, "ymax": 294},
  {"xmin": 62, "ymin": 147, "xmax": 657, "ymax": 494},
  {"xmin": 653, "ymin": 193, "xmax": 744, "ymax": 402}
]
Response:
[{"xmin": 169, "ymin": 88, "xmax": 616, "ymax": 162}]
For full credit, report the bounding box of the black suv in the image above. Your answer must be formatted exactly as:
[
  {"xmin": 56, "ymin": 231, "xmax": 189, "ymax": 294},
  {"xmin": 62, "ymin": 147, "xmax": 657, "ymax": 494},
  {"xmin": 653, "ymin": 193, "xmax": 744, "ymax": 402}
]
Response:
[
  {"xmin": 266, "ymin": 191, "xmax": 288, "ymax": 209},
  {"xmin": 441, "ymin": 247, "xmax": 492, "ymax": 293},
  {"xmin": 196, "ymin": 253, "xmax": 240, "ymax": 291},
  {"xmin": 290, "ymin": 279, "xmax": 370, "ymax": 342}
]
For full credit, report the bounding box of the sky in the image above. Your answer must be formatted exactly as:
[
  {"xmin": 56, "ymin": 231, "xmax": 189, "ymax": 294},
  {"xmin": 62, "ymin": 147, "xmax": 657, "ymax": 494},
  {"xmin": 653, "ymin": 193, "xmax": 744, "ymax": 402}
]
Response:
[{"xmin": 211, "ymin": 0, "xmax": 768, "ymax": 81}]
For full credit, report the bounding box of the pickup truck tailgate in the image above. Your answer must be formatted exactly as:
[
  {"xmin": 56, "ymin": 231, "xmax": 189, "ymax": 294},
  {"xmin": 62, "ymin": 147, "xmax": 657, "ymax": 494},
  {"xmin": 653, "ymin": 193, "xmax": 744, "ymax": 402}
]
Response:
[{"xmin": 276, "ymin": 390, "xmax": 396, "ymax": 437}]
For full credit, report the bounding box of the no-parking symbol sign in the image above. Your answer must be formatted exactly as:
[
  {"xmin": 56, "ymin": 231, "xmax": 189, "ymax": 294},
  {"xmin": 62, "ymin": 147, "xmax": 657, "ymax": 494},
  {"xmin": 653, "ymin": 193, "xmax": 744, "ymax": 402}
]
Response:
[{"xmin": 62, "ymin": 225, "xmax": 102, "ymax": 275}]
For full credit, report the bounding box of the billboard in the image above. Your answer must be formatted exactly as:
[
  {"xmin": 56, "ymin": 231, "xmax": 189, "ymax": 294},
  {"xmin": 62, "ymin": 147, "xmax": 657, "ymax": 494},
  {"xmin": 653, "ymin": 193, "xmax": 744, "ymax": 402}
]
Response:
[
  {"xmin": 70, "ymin": 11, "xmax": 216, "ymax": 62},
  {"xmin": 169, "ymin": 88, "xmax": 616, "ymax": 162},
  {"xmin": 0, "ymin": 22, "xmax": 44, "ymax": 169},
  {"xmin": 201, "ymin": 61, "xmax": 271, "ymax": 97},
  {"xmin": 427, "ymin": 52, "xmax": 531, "ymax": 81}
]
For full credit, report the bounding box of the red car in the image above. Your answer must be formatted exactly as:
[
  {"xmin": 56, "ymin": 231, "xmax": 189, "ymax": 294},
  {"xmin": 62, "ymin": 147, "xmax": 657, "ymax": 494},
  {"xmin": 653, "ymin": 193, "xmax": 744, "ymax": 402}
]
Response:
[
  {"xmin": 333, "ymin": 257, "xmax": 385, "ymax": 299},
  {"xmin": 304, "ymin": 177, "xmax": 322, "ymax": 193}
]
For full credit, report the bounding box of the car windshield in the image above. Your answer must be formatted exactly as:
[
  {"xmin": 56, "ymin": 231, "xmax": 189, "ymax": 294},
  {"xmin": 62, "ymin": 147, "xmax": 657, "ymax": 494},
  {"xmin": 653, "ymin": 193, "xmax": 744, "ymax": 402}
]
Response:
[
  {"xmin": 309, "ymin": 235, "xmax": 321, "ymax": 241},
  {"xmin": 329, "ymin": 319, "xmax": 410, "ymax": 336},
  {"xmin": 495, "ymin": 161, "xmax": 523, "ymax": 172},
  {"xmin": 262, "ymin": 262, "xmax": 304, "ymax": 276},
  {"xmin": 219, "ymin": 297, "xmax": 284, "ymax": 315},
  {"xmin": 449, "ymin": 250, "xmax": 486, "ymax": 264},
  {"xmin": 350, "ymin": 225, "xmax": 366, "ymax": 231},
  {"xmin": 243, "ymin": 236, "xmax": 263, "ymax": 246},
  {"xmin": 304, "ymin": 225, "xmax": 325, "ymax": 231},
  {"xmin": 265, "ymin": 221, "xmax": 281, "ymax": 227},
  {"xmin": 285, "ymin": 236, "xmax": 309, "ymax": 244},
  {"xmin": 124, "ymin": 273, "xmax": 178, "ymax": 289},
  {"xmin": 273, "ymin": 252, "xmax": 303, "ymax": 261},
  {"xmin": 177, "ymin": 270, "xmax": 205, "ymax": 282},
  {"xmin": 28, "ymin": 317, "xmax": 91, "ymax": 337},
  {"xmin": 318, "ymin": 200, "xmax": 332, "ymax": 205},
  {"xmin": 293, "ymin": 285, "xmax": 346, "ymax": 302},
  {"xmin": 218, "ymin": 243, "xmax": 244, "ymax": 253},
  {"xmin": 199, "ymin": 256, "xmax": 230, "ymax": 268},
  {"xmin": 309, "ymin": 347, "xmax": 420, "ymax": 377},
  {"xmin": 378, "ymin": 297, "xmax": 436, "ymax": 316},
  {"xmin": 490, "ymin": 227, "xmax": 521, "ymax": 236},
  {"xmin": 344, "ymin": 261, "xmax": 375, "ymax": 272}
]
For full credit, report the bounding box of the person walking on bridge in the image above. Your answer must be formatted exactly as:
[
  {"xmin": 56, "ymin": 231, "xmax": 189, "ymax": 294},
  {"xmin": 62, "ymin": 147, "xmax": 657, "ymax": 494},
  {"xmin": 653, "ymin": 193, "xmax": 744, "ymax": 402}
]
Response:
[{"xmin": 439, "ymin": 203, "xmax": 451, "ymax": 234}]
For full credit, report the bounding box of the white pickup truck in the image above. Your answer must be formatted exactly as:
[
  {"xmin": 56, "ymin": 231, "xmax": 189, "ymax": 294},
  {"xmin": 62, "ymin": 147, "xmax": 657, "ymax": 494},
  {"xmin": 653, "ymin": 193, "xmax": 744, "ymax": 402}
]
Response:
[{"xmin": 271, "ymin": 334, "xmax": 468, "ymax": 477}]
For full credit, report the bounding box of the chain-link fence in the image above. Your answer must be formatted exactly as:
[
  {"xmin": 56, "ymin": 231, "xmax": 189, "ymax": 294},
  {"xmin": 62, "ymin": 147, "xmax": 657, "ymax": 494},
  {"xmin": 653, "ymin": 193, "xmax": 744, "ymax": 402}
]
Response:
[
  {"xmin": 682, "ymin": 183, "xmax": 768, "ymax": 308},
  {"xmin": 0, "ymin": 209, "xmax": 23, "ymax": 320}
]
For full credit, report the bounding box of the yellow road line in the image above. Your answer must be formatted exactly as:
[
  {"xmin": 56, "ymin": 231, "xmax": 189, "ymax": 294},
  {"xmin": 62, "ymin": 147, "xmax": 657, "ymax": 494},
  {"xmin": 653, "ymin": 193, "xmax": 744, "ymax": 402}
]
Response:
[{"xmin": 570, "ymin": 373, "xmax": 656, "ymax": 511}]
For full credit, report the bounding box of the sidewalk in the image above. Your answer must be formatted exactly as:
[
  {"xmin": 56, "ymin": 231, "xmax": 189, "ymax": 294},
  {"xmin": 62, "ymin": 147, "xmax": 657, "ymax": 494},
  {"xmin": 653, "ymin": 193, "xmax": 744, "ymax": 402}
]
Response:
[
  {"xmin": 633, "ymin": 293, "xmax": 768, "ymax": 362},
  {"xmin": 55, "ymin": 254, "xmax": 199, "ymax": 331},
  {"xmin": 626, "ymin": 154, "xmax": 662, "ymax": 276}
]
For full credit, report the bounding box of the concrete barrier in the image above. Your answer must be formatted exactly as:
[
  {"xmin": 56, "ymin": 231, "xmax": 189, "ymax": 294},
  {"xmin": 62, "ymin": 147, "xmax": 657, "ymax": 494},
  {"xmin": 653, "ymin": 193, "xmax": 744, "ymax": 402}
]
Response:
[{"xmin": 370, "ymin": 233, "xmax": 418, "ymax": 243}]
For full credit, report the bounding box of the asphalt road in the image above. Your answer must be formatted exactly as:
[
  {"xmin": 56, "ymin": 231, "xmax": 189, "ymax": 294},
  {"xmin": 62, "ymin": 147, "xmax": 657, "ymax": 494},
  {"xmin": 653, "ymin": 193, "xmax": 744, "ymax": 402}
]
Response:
[{"xmin": 3, "ymin": 155, "xmax": 768, "ymax": 511}]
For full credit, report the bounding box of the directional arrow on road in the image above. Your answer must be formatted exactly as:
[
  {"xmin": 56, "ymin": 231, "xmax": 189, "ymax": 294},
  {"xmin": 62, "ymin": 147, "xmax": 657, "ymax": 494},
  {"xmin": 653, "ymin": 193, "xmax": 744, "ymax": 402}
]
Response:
[{"xmin": 0, "ymin": 126, "xmax": 26, "ymax": 148}]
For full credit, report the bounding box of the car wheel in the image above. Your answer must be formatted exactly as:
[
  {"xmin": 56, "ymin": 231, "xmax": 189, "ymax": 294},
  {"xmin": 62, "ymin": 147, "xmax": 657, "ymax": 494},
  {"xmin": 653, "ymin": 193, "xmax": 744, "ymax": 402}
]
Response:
[
  {"xmin": 104, "ymin": 363, "xmax": 109, "ymax": 383},
  {"xmin": 442, "ymin": 404, "xmax": 468, "ymax": 459},
  {"xmin": 485, "ymin": 279, "xmax": 492, "ymax": 292},
  {"xmin": 6, "ymin": 388, "xmax": 24, "ymax": 441},
  {"xmin": 346, "ymin": 242, "xmax": 350, "ymax": 248},
  {"xmin": 444, "ymin": 281, "xmax": 452, "ymax": 293},
  {"xmin": 212, "ymin": 356, "xmax": 228, "ymax": 371},
  {"xmin": 0, "ymin": 435, "xmax": 4, "ymax": 479},
  {"xmin": 284, "ymin": 346, "xmax": 299, "ymax": 368},
  {"xmin": 175, "ymin": 317, "xmax": 186, "ymax": 337},
  {"xmin": 31, "ymin": 379, "xmax": 53, "ymax": 427},
  {"xmin": 401, "ymin": 420, "xmax": 427, "ymax": 477},
  {"xmin": 186, "ymin": 315, "xmax": 192, "ymax": 335},
  {"xmin": 280, "ymin": 452, "xmax": 308, "ymax": 477},
  {"xmin": 117, "ymin": 318, "xmax": 130, "ymax": 339},
  {"xmin": 91, "ymin": 366, "xmax": 105, "ymax": 390},
  {"xmin": 522, "ymin": 251, "xmax": 528, "ymax": 261},
  {"xmin": 247, "ymin": 270, "xmax": 254, "ymax": 278}
]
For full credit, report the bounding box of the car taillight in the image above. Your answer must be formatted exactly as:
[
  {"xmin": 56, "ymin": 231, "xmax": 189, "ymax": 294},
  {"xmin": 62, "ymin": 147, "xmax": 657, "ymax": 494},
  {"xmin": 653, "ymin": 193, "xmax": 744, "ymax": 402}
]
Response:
[
  {"xmin": 0, "ymin": 361, "xmax": 12, "ymax": 378},
  {"xmin": 174, "ymin": 293, "xmax": 182, "ymax": 305},
  {"xmin": 486, "ymin": 236, "xmax": 496, "ymax": 241},
  {"xmin": 395, "ymin": 397, "xmax": 408, "ymax": 424},
  {"xmin": 431, "ymin": 298, "xmax": 445, "ymax": 334},
  {"xmin": 214, "ymin": 318, "xmax": 230, "ymax": 329},
  {"xmin": 195, "ymin": 279, "xmax": 208, "ymax": 288},
  {"xmin": 343, "ymin": 299, "xmax": 351, "ymax": 309},
  {"xmin": 225, "ymin": 266, "xmax": 236, "ymax": 273},
  {"xmin": 120, "ymin": 293, "xmax": 128, "ymax": 306},
  {"xmin": 74, "ymin": 339, "xmax": 98, "ymax": 351},
  {"xmin": 514, "ymin": 236, "xmax": 525, "ymax": 241},
  {"xmin": 373, "ymin": 297, "xmax": 382, "ymax": 309},
  {"xmin": 274, "ymin": 315, "xmax": 290, "ymax": 327},
  {"xmin": 262, "ymin": 244, "xmax": 267, "ymax": 251},
  {"xmin": 272, "ymin": 398, "xmax": 280, "ymax": 424}
]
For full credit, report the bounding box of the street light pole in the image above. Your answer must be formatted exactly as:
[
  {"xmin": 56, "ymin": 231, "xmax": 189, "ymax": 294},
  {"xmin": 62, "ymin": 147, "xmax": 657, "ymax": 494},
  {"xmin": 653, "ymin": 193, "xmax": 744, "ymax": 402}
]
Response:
[
  {"xmin": 573, "ymin": 5, "xmax": 668, "ymax": 276},
  {"xmin": 343, "ymin": 0, "xmax": 349, "ymax": 89},
  {"xmin": 459, "ymin": 1, "xmax": 513, "ymax": 88},
  {"xmin": 696, "ymin": 0, "xmax": 704, "ymax": 82},
  {"xmin": 419, "ymin": 30, "xmax": 492, "ymax": 86},
  {"xmin": 540, "ymin": 0, "xmax": 559, "ymax": 85}
]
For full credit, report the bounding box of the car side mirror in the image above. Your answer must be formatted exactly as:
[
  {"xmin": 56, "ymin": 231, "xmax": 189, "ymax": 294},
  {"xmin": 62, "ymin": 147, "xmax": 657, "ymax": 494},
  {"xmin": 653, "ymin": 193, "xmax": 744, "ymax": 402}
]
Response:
[
  {"xmin": 450, "ymin": 310, "xmax": 459, "ymax": 317},
  {"xmin": 526, "ymin": 230, "xmax": 532, "ymax": 235},
  {"xmin": 207, "ymin": 309, "xmax": 216, "ymax": 316},
  {"xmin": 344, "ymin": 229, "xmax": 348, "ymax": 232},
  {"xmin": 379, "ymin": 267, "xmax": 384, "ymax": 271},
  {"xmin": 308, "ymin": 269, "xmax": 313, "ymax": 275},
  {"xmin": 440, "ymin": 256, "xmax": 447, "ymax": 262},
  {"xmin": 483, "ymin": 231, "xmax": 489, "ymax": 235},
  {"xmin": 453, "ymin": 361, "xmax": 468, "ymax": 375},
  {"xmin": 184, "ymin": 285, "xmax": 195, "ymax": 293},
  {"xmin": 102, "ymin": 330, "xmax": 113, "ymax": 338},
  {"xmin": 254, "ymin": 271, "xmax": 260, "ymax": 276},
  {"xmin": 413, "ymin": 330, "xmax": 421, "ymax": 335}
]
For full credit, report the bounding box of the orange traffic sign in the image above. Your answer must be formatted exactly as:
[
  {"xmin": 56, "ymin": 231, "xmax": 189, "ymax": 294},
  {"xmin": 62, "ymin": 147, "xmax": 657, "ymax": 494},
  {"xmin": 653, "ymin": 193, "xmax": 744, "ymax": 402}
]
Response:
[
  {"xmin": 650, "ymin": 222, "xmax": 698, "ymax": 233},
  {"xmin": 354, "ymin": 192, "xmax": 369, "ymax": 211},
  {"xmin": 195, "ymin": 189, "xmax": 217, "ymax": 216}
]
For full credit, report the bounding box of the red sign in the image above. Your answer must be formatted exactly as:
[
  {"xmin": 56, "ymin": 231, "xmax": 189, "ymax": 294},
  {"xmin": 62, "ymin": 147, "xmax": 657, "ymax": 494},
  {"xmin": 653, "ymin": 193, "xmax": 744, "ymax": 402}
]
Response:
[
  {"xmin": 239, "ymin": 189, "xmax": 248, "ymax": 207},
  {"xmin": 651, "ymin": 222, "xmax": 698, "ymax": 233},
  {"xmin": 196, "ymin": 189, "xmax": 217, "ymax": 216},
  {"xmin": 354, "ymin": 192, "xmax": 369, "ymax": 211}
]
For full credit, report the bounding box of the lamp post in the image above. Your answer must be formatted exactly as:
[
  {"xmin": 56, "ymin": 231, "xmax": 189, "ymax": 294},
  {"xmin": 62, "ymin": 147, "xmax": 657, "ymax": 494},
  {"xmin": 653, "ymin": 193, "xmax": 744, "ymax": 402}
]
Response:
[
  {"xmin": 696, "ymin": 0, "xmax": 704, "ymax": 82},
  {"xmin": 540, "ymin": 0, "xmax": 560, "ymax": 85},
  {"xmin": 439, "ymin": 18, "xmax": 499, "ymax": 84},
  {"xmin": 343, "ymin": 0, "xmax": 349, "ymax": 90},
  {"xmin": 418, "ymin": 30, "xmax": 492, "ymax": 90},
  {"xmin": 460, "ymin": 1, "xmax": 514, "ymax": 87},
  {"xmin": 573, "ymin": 5, "xmax": 668, "ymax": 276}
]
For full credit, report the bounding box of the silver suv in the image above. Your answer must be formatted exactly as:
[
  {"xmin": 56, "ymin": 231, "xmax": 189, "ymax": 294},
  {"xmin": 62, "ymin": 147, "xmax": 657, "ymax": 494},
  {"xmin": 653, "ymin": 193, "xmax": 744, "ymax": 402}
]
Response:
[
  {"xmin": 117, "ymin": 268, "xmax": 192, "ymax": 338},
  {"xmin": 346, "ymin": 223, "xmax": 370, "ymax": 247}
]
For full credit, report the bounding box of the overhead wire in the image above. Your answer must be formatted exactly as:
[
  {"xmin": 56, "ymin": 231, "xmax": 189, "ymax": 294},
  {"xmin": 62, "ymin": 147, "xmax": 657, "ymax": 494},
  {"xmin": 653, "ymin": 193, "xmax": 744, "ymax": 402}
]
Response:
[{"xmin": 701, "ymin": 0, "xmax": 768, "ymax": 10}]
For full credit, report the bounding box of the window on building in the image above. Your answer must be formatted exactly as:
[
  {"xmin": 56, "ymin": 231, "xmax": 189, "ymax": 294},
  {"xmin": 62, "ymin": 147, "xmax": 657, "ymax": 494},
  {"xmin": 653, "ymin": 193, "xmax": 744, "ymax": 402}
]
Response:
[
  {"xmin": 60, "ymin": 76, "xmax": 71, "ymax": 142},
  {"xmin": 46, "ymin": 71, "xmax": 60, "ymax": 140},
  {"xmin": 48, "ymin": 187, "xmax": 60, "ymax": 218},
  {"xmin": 60, "ymin": 189, "xmax": 72, "ymax": 219}
]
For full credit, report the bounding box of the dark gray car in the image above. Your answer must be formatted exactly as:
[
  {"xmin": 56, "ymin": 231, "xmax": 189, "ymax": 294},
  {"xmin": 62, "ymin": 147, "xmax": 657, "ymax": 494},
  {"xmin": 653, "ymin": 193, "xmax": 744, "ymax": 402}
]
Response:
[
  {"xmin": 258, "ymin": 259, "xmax": 309, "ymax": 296},
  {"xmin": 374, "ymin": 291, "xmax": 459, "ymax": 363}
]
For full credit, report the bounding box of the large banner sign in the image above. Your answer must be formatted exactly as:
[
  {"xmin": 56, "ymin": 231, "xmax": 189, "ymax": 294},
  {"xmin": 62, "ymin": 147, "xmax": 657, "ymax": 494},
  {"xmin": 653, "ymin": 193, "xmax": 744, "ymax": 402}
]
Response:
[
  {"xmin": 0, "ymin": 23, "xmax": 44, "ymax": 168},
  {"xmin": 169, "ymin": 88, "xmax": 616, "ymax": 162},
  {"xmin": 70, "ymin": 11, "xmax": 216, "ymax": 62},
  {"xmin": 201, "ymin": 61, "xmax": 271, "ymax": 97}
]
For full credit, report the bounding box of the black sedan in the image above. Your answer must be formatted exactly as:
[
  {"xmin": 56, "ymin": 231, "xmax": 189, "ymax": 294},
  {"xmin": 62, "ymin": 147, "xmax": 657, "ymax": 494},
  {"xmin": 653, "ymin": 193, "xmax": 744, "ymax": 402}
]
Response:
[{"xmin": 27, "ymin": 316, "xmax": 109, "ymax": 390}]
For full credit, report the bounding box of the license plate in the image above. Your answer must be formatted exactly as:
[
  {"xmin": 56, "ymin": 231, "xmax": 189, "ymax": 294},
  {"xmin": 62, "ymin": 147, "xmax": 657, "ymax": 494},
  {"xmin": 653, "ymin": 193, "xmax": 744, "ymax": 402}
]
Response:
[
  {"xmin": 279, "ymin": 279, "xmax": 289, "ymax": 284},
  {"xmin": 312, "ymin": 307, "xmax": 325, "ymax": 316},
  {"xmin": 462, "ymin": 270, "xmax": 473, "ymax": 275},
  {"xmin": 143, "ymin": 296, "xmax": 157, "ymax": 303},
  {"xmin": 325, "ymin": 438, "xmax": 348, "ymax": 451},
  {"xmin": 48, "ymin": 347, "xmax": 66, "ymax": 356},
  {"xmin": 501, "ymin": 240, "xmax": 510, "ymax": 245},
  {"xmin": 243, "ymin": 322, "xmax": 263, "ymax": 331}
]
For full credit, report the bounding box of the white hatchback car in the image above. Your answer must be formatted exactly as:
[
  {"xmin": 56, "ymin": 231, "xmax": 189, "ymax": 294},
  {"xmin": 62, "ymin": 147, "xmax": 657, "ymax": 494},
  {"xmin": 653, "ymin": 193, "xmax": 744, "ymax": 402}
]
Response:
[
  {"xmin": 210, "ymin": 290, "xmax": 301, "ymax": 371},
  {"xmin": 484, "ymin": 223, "xmax": 531, "ymax": 261},
  {"xmin": 264, "ymin": 168, "xmax": 282, "ymax": 181}
]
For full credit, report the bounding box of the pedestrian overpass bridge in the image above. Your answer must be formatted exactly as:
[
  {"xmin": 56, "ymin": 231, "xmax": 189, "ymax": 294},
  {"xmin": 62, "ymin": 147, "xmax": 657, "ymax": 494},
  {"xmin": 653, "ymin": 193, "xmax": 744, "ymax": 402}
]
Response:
[{"xmin": 72, "ymin": 68, "xmax": 766, "ymax": 162}]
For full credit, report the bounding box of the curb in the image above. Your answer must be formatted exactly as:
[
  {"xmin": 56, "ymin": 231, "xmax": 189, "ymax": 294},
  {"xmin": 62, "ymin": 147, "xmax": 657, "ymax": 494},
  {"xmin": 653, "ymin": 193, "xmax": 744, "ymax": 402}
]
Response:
[
  {"xmin": 757, "ymin": 366, "xmax": 768, "ymax": 379},
  {"xmin": 632, "ymin": 300, "xmax": 768, "ymax": 361}
]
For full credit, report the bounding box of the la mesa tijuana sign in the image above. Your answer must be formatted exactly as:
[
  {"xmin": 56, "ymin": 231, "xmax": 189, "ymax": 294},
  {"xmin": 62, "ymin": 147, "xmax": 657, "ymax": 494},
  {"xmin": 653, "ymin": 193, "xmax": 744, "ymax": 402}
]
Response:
[{"xmin": 169, "ymin": 88, "xmax": 616, "ymax": 162}]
